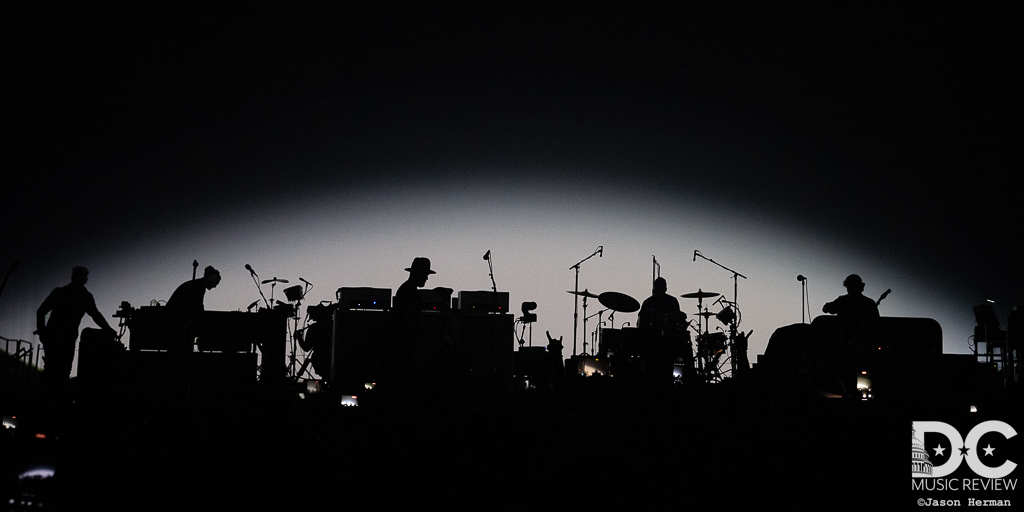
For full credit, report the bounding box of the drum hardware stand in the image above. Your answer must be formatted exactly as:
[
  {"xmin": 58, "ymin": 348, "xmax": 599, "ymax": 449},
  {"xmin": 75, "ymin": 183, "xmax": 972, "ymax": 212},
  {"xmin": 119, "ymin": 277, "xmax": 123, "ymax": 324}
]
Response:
[
  {"xmin": 283, "ymin": 280, "xmax": 310, "ymax": 380},
  {"xmin": 569, "ymin": 246, "xmax": 603, "ymax": 357},
  {"xmin": 682, "ymin": 289, "xmax": 720, "ymax": 383},
  {"xmin": 567, "ymin": 289, "xmax": 597, "ymax": 357},
  {"xmin": 586, "ymin": 309, "xmax": 612, "ymax": 356},
  {"xmin": 262, "ymin": 277, "xmax": 289, "ymax": 305},
  {"xmin": 693, "ymin": 250, "xmax": 748, "ymax": 377}
]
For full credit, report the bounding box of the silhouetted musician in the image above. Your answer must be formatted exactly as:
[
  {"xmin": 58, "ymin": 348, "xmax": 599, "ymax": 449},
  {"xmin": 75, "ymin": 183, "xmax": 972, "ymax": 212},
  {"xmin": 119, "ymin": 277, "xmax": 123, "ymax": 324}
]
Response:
[
  {"xmin": 36, "ymin": 266, "xmax": 116, "ymax": 401},
  {"xmin": 638, "ymin": 277, "xmax": 688, "ymax": 385},
  {"xmin": 639, "ymin": 277, "xmax": 683, "ymax": 337},
  {"xmin": 822, "ymin": 274, "xmax": 879, "ymax": 331},
  {"xmin": 821, "ymin": 273, "xmax": 879, "ymax": 396},
  {"xmin": 166, "ymin": 265, "xmax": 221, "ymax": 350},
  {"xmin": 385, "ymin": 257, "xmax": 437, "ymax": 403}
]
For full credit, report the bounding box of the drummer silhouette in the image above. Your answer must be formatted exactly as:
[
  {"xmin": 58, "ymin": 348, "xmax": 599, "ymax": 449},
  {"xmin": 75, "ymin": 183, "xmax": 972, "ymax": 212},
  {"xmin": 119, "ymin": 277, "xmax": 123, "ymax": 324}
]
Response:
[
  {"xmin": 638, "ymin": 277, "xmax": 687, "ymax": 386},
  {"xmin": 638, "ymin": 277, "xmax": 682, "ymax": 336}
]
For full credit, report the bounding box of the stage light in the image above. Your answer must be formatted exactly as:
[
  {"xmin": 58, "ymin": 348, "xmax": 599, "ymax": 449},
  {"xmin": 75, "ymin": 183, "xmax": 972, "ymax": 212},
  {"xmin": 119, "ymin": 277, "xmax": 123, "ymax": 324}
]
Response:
[
  {"xmin": 520, "ymin": 301, "xmax": 537, "ymax": 324},
  {"xmin": 284, "ymin": 285, "xmax": 304, "ymax": 303}
]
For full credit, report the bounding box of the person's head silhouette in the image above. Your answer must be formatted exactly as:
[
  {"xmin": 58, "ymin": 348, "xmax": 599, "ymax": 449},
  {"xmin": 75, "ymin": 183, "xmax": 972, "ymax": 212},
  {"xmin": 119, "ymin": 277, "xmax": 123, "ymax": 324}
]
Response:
[
  {"xmin": 653, "ymin": 277, "xmax": 667, "ymax": 295},
  {"xmin": 71, "ymin": 266, "xmax": 89, "ymax": 286},
  {"xmin": 404, "ymin": 257, "xmax": 435, "ymax": 287},
  {"xmin": 203, "ymin": 266, "xmax": 222, "ymax": 290},
  {"xmin": 843, "ymin": 274, "xmax": 865, "ymax": 294}
]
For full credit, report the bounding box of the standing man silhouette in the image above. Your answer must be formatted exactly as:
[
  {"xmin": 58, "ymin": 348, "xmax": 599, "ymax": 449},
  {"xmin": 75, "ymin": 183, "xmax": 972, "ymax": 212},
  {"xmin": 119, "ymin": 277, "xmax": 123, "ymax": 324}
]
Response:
[
  {"xmin": 386, "ymin": 258, "xmax": 436, "ymax": 401},
  {"xmin": 638, "ymin": 277, "xmax": 688, "ymax": 386},
  {"xmin": 822, "ymin": 274, "xmax": 879, "ymax": 327},
  {"xmin": 36, "ymin": 266, "xmax": 116, "ymax": 401},
  {"xmin": 822, "ymin": 273, "xmax": 880, "ymax": 396},
  {"xmin": 166, "ymin": 265, "xmax": 221, "ymax": 351}
]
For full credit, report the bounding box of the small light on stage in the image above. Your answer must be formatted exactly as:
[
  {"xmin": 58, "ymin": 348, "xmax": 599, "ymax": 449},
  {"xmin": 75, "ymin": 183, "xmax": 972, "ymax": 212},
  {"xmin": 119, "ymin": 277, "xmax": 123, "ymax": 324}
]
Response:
[
  {"xmin": 672, "ymin": 363, "xmax": 685, "ymax": 381},
  {"xmin": 970, "ymin": 405, "xmax": 978, "ymax": 413},
  {"xmin": 856, "ymin": 371, "xmax": 872, "ymax": 401},
  {"xmin": 18, "ymin": 467, "xmax": 55, "ymax": 480},
  {"xmin": 364, "ymin": 382, "xmax": 376, "ymax": 391},
  {"xmin": 579, "ymin": 356, "xmax": 607, "ymax": 377},
  {"xmin": 305, "ymin": 380, "xmax": 324, "ymax": 394},
  {"xmin": 340, "ymin": 395, "xmax": 359, "ymax": 407},
  {"xmin": 34, "ymin": 433, "xmax": 46, "ymax": 439}
]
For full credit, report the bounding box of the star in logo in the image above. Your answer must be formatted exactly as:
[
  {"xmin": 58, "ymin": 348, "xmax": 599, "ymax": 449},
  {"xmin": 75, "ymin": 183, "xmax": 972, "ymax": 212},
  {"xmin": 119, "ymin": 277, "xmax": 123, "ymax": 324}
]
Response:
[
  {"xmin": 932, "ymin": 445, "xmax": 946, "ymax": 457},
  {"xmin": 959, "ymin": 445, "xmax": 970, "ymax": 456},
  {"xmin": 983, "ymin": 444, "xmax": 995, "ymax": 456}
]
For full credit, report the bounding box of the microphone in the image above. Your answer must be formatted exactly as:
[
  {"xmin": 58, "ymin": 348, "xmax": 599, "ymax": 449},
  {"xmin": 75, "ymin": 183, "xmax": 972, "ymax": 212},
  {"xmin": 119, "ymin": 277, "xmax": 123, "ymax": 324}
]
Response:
[
  {"xmin": 299, "ymin": 277, "xmax": 312, "ymax": 286},
  {"xmin": 483, "ymin": 250, "xmax": 491, "ymax": 261},
  {"xmin": 797, "ymin": 275, "xmax": 806, "ymax": 282},
  {"xmin": 245, "ymin": 264, "xmax": 257, "ymax": 276},
  {"xmin": 693, "ymin": 250, "xmax": 698, "ymax": 262},
  {"xmin": 598, "ymin": 246, "xmax": 603, "ymax": 257}
]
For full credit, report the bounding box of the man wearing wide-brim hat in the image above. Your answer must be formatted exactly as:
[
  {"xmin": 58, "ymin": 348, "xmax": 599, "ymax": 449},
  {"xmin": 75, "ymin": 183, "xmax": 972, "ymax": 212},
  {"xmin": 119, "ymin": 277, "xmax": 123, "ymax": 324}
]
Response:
[
  {"xmin": 385, "ymin": 258, "xmax": 437, "ymax": 400},
  {"xmin": 396, "ymin": 257, "xmax": 435, "ymax": 314}
]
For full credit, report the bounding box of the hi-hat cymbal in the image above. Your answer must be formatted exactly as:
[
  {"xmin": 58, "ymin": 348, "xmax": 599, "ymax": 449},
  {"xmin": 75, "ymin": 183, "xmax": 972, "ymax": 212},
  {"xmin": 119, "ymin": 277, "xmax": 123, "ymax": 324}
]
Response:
[
  {"xmin": 262, "ymin": 277, "xmax": 289, "ymax": 284},
  {"xmin": 599, "ymin": 291, "xmax": 640, "ymax": 313},
  {"xmin": 681, "ymin": 289, "xmax": 719, "ymax": 299},
  {"xmin": 567, "ymin": 290, "xmax": 599, "ymax": 298}
]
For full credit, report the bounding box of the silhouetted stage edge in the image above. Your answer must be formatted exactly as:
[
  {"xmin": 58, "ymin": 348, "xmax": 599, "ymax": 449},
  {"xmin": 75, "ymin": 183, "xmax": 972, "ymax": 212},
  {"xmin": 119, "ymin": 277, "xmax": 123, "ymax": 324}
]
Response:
[{"xmin": 3, "ymin": 311, "xmax": 1021, "ymax": 509}]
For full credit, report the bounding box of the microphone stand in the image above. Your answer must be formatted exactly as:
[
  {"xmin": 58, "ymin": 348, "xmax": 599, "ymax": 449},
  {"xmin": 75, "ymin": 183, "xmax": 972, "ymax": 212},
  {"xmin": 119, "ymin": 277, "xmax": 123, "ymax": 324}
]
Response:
[
  {"xmin": 486, "ymin": 253, "xmax": 497, "ymax": 293},
  {"xmin": 248, "ymin": 268, "xmax": 270, "ymax": 309},
  {"xmin": 799, "ymin": 276, "xmax": 809, "ymax": 324},
  {"xmin": 694, "ymin": 251, "xmax": 748, "ymax": 377},
  {"xmin": 484, "ymin": 251, "xmax": 499, "ymax": 373},
  {"xmin": 569, "ymin": 247, "xmax": 602, "ymax": 357}
]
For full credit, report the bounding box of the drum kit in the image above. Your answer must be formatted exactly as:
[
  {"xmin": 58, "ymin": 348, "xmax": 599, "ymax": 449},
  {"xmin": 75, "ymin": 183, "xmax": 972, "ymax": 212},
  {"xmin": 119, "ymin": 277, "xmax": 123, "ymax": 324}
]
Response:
[
  {"xmin": 567, "ymin": 289, "xmax": 641, "ymax": 357},
  {"xmin": 568, "ymin": 285, "xmax": 743, "ymax": 383}
]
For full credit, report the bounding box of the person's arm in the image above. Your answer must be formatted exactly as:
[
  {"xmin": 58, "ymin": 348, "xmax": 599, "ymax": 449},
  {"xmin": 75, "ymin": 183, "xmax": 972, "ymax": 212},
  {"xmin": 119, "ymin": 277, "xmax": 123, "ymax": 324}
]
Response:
[
  {"xmin": 86, "ymin": 295, "xmax": 115, "ymax": 332},
  {"xmin": 35, "ymin": 289, "xmax": 55, "ymax": 338}
]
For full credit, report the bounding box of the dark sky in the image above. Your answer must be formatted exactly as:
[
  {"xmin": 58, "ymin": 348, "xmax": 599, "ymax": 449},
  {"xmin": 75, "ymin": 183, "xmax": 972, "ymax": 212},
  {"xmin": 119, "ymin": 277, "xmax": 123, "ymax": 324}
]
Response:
[{"xmin": 4, "ymin": 4, "xmax": 1021, "ymax": 347}]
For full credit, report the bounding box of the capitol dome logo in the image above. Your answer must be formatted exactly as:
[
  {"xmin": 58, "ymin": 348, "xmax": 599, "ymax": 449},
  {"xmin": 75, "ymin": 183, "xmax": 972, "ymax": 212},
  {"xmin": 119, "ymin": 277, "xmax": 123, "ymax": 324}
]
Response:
[{"xmin": 912, "ymin": 427, "xmax": 934, "ymax": 476}]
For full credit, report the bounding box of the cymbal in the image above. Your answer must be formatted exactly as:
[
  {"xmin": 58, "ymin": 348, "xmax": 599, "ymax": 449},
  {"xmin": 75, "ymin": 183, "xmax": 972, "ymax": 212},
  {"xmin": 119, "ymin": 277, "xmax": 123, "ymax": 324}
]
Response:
[
  {"xmin": 262, "ymin": 277, "xmax": 289, "ymax": 284},
  {"xmin": 598, "ymin": 291, "xmax": 640, "ymax": 313},
  {"xmin": 681, "ymin": 289, "xmax": 719, "ymax": 299},
  {"xmin": 567, "ymin": 290, "xmax": 599, "ymax": 298},
  {"xmin": 696, "ymin": 311, "xmax": 718, "ymax": 318}
]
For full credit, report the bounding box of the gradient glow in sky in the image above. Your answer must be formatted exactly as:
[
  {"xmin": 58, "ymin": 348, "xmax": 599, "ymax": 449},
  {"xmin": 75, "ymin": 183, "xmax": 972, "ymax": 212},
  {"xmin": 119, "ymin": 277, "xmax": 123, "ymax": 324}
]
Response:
[
  {"xmin": 2, "ymin": 4, "xmax": 1019, "ymax": 378},
  {"xmin": 0, "ymin": 164, "xmax": 988, "ymax": 377}
]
